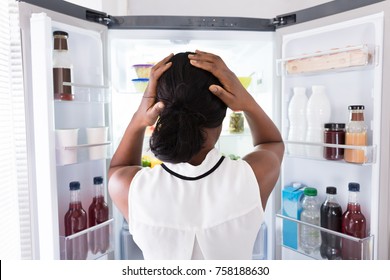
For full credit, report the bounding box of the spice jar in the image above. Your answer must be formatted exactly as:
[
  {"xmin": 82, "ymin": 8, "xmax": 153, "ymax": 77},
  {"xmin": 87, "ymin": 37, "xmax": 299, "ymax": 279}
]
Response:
[
  {"xmin": 229, "ymin": 111, "xmax": 244, "ymax": 133},
  {"xmin": 323, "ymin": 123, "xmax": 345, "ymax": 160},
  {"xmin": 53, "ymin": 31, "xmax": 73, "ymax": 101},
  {"xmin": 344, "ymin": 105, "xmax": 367, "ymax": 163}
]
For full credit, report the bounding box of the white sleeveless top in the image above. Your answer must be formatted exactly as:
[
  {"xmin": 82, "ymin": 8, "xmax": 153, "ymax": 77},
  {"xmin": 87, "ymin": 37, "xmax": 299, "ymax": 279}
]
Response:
[{"xmin": 128, "ymin": 148, "xmax": 264, "ymax": 260}]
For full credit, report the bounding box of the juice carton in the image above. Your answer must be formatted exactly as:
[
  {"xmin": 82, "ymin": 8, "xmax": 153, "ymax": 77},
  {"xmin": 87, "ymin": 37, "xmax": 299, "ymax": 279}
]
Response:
[{"xmin": 282, "ymin": 182, "xmax": 305, "ymax": 249}]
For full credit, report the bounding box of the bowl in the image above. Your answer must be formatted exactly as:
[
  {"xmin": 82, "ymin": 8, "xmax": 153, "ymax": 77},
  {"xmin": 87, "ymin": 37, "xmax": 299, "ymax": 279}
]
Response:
[
  {"xmin": 238, "ymin": 76, "xmax": 252, "ymax": 89},
  {"xmin": 132, "ymin": 64, "xmax": 154, "ymax": 78},
  {"xmin": 132, "ymin": 78, "xmax": 149, "ymax": 92}
]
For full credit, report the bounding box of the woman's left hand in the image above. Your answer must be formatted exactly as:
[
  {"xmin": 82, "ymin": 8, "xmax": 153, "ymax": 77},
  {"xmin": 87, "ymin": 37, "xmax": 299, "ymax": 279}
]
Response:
[{"xmin": 135, "ymin": 53, "xmax": 173, "ymax": 127}]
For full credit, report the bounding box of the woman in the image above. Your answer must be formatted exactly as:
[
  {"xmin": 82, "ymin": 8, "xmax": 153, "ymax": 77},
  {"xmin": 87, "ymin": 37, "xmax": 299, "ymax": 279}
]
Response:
[{"xmin": 108, "ymin": 51, "xmax": 284, "ymax": 259}]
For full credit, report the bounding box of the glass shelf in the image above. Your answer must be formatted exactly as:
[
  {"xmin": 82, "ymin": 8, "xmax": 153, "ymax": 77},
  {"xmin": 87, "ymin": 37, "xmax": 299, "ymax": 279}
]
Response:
[
  {"xmin": 276, "ymin": 44, "xmax": 376, "ymax": 76},
  {"xmin": 285, "ymin": 140, "xmax": 376, "ymax": 165},
  {"xmin": 60, "ymin": 218, "xmax": 114, "ymax": 260},
  {"xmin": 276, "ymin": 213, "xmax": 374, "ymax": 260}
]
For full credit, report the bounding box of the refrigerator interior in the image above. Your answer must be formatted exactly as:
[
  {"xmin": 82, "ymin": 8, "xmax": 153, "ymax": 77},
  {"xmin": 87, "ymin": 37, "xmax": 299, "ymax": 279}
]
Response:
[
  {"xmin": 24, "ymin": 7, "xmax": 115, "ymax": 259},
  {"xmin": 277, "ymin": 12, "xmax": 384, "ymax": 259},
  {"xmin": 108, "ymin": 29, "xmax": 277, "ymax": 259}
]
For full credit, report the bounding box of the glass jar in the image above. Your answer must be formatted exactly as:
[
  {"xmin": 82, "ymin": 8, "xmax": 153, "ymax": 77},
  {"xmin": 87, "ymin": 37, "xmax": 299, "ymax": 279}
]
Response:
[
  {"xmin": 229, "ymin": 111, "xmax": 244, "ymax": 133},
  {"xmin": 344, "ymin": 105, "xmax": 367, "ymax": 163},
  {"xmin": 323, "ymin": 123, "xmax": 345, "ymax": 160}
]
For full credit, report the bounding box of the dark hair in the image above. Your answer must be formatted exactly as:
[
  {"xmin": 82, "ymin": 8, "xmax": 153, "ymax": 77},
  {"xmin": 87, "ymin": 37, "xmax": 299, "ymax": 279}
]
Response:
[{"xmin": 149, "ymin": 52, "xmax": 227, "ymax": 163}]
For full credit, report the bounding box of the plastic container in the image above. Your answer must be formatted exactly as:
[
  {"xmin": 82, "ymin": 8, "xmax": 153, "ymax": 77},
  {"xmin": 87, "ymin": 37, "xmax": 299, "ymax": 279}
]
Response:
[
  {"xmin": 120, "ymin": 218, "xmax": 144, "ymax": 260},
  {"xmin": 323, "ymin": 123, "xmax": 345, "ymax": 160},
  {"xmin": 132, "ymin": 78, "xmax": 149, "ymax": 92},
  {"xmin": 299, "ymin": 187, "xmax": 321, "ymax": 255},
  {"xmin": 305, "ymin": 85, "xmax": 331, "ymax": 158},
  {"xmin": 320, "ymin": 186, "xmax": 343, "ymax": 260},
  {"xmin": 132, "ymin": 64, "xmax": 153, "ymax": 78},
  {"xmin": 88, "ymin": 176, "xmax": 109, "ymax": 255},
  {"xmin": 345, "ymin": 105, "xmax": 367, "ymax": 163},
  {"xmin": 64, "ymin": 181, "xmax": 88, "ymax": 260},
  {"xmin": 287, "ymin": 87, "xmax": 308, "ymax": 156},
  {"xmin": 53, "ymin": 31, "xmax": 73, "ymax": 101},
  {"xmin": 342, "ymin": 182, "xmax": 367, "ymax": 260}
]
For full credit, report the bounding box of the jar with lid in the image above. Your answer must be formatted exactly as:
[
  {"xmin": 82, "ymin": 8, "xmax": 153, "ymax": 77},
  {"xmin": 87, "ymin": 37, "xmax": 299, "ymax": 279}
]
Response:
[
  {"xmin": 323, "ymin": 123, "xmax": 345, "ymax": 160},
  {"xmin": 53, "ymin": 30, "xmax": 73, "ymax": 101},
  {"xmin": 229, "ymin": 111, "xmax": 244, "ymax": 133},
  {"xmin": 344, "ymin": 105, "xmax": 367, "ymax": 163}
]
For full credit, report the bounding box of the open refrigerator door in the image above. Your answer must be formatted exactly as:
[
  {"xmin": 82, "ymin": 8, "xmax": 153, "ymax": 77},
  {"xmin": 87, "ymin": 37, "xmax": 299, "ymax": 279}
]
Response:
[
  {"xmin": 275, "ymin": 12, "xmax": 384, "ymax": 260},
  {"xmin": 19, "ymin": 2, "xmax": 114, "ymax": 259}
]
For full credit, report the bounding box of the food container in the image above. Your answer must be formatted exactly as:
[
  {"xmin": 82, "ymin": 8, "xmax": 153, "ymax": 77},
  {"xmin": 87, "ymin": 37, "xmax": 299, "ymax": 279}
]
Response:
[
  {"xmin": 229, "ymin": 111, "xmax": 244, "ymax": 133},
  {"xmin": 323, "ymin": 123, "xmax": 345, "ymax": 160},
  {"xmin": 132, "ymin": 78, "xmax": 149, "ymax": 93},
  {"xmin": 132, "ymin": 64, "xmax": 153, "ymax": 78}
]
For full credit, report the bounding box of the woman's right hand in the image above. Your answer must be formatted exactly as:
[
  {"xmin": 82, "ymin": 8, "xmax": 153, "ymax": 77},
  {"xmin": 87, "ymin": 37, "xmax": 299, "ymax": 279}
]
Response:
[{"xmin": 188, "ymin": 50, "xmax": 254, "ymax": 111}]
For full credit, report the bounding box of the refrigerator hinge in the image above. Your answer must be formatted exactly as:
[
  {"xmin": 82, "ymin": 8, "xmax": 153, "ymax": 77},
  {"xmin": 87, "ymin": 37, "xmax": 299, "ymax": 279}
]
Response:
[
  {"xmin": 86, "ymin": 10, "xmax": 116, "ymax": 26},
  {"xmin": 272, "ymin": 13, "xmax": 297, "ymax": 28}
]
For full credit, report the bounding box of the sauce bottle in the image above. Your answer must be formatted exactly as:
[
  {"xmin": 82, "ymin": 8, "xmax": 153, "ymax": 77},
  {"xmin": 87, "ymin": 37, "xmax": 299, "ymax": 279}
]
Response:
[
  {"xmin": 64, "ymin": 181, "xmax": 88, "ymax": 259},
  {"xmin": 53, "ymin": 31, "xmax": 73, "ymax": 101},
  {"xmin": 341, "ymin": 182, "xmax": 367, "ymax": 260},
  {"xmin": 323, "ymin": 123, "xmax": 345, "ymax": 160},
  {"xmin": 88, "ymin": 176, "xmax": 109, "ymax": 254},
  {"xmin": 344, "ymin": 105, "xmax": 367, "ymax": 163}
]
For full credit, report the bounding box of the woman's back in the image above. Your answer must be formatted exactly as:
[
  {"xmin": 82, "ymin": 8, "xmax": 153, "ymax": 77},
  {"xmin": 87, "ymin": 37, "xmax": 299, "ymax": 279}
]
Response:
[{"xmin": 129, "ymin": 148, "xmax": 264, "ymax": 259}]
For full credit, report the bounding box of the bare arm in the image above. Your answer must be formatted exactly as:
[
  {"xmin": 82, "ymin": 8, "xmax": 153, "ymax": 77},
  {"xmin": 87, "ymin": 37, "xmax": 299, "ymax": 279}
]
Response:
[
  {"xmin": 108, "ymin": 54, "xmax": 173, "ymax": 221},
  {"xmin": 188, "ymin": 50, "xmax": 284, "ymax": 209}
]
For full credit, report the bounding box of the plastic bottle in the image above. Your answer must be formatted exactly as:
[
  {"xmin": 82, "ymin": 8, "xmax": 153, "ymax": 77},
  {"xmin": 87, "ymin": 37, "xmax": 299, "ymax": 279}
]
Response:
[
  {"xmin": 64, "ymin": 181, "xmax": 88, "ymax": 260},
  {"xmin": 344, "ymin": 105, "xmax": 368, "ymax": 163},
  {"xmin": 299, "ymin": 187, "xmax": 321, "ymax": 255},
  {"xmin": 287, "ymin": 87, "xmax": 308, "ymax": 156},
  {"xmin": 88, "ymin": 176, "xmax": 109, "ymax": 254},
  {"xmin": 53, "ymin": 30, "xmax": 73, "ymax": 101},
  {"xmin": 342, "ymin": 182, "xmax": 367, "ymax": 260},
  {"xmin": 320, "ymin": 186, "xmax": 342, "ymax": 260},
  {"xmin": 305, "ymin": 85, "xmax": 331, "ymax": 158}
]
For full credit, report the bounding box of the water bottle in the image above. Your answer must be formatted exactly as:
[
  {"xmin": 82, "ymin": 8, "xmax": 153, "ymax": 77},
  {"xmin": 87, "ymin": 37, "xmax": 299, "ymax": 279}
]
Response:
[
  {"xmin": 299, "ymin": 187, "xmax": 321, "ymax": 255},
  {"xmin": 320, "ymin": 186, "xmax": 342, "ymax": 260},
  {"xmin": 305, "ymin": 85, "xmax": 331, "ymax": 158},
  {"xmin": 287, "ymin": 87, "xmax": 308, "ymax": 156}
]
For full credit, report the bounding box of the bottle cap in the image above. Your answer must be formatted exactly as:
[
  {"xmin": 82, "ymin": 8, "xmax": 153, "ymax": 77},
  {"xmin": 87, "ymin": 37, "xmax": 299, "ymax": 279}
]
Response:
[
  {"xmin": 304, "ymin": 187, "xmax": 317, "ymax": 196},
  {"xmin": 53, "ymin": 31, "xmax": 68, "ymax": 37},
  {"xmin": 348, "ymin": 105, "xmax": 365, "ymax": 110},
  {"xmin": 69, "ymin": 181, "xmax": 80, "ymax": 190},
  {"xmin": 93, "ymin": 176, "xmax": 103, "ymax": 185},
  {"xmin": 326, "ymin": 186, "xmax": 337, "ymax": 194},
  {"xmin": 324, "ymin": 123, "xmax": 346, "ymax": 130},
  {"xmin": 348, "ymin": 182, "xmax": 360, "ymax": 192}
]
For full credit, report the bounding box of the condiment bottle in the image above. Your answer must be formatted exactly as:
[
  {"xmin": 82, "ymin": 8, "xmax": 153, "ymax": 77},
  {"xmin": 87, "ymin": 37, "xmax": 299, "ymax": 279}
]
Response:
[
  {"xmin": 344, "ymin": 105, "xmax": 367, "ymax": 163},
  {"xmin": 323, "ymin": 123, "xmax": 345, "ymax": 160},
  {"xmin": 53, "ymin": 31, "xmax": 73, "ymax": 101},
  {"xmin": 64, "ymin": 181, "xmax": 88, "ymax": 259}
]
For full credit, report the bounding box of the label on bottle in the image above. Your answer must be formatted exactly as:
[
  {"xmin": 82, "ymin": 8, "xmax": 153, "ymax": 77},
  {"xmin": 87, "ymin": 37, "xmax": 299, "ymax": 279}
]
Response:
[{"xmin": 53, "ymin": 67, "xmax": 73, "ymax": 100}]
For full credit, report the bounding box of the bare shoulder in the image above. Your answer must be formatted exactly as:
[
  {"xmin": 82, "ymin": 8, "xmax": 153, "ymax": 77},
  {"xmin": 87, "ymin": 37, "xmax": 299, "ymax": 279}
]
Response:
[
  {"xmin": 243, "ymin": 148, "xmax": 282, "ymax": 209},
  {"xmin": 108, "ymin": 166, "xmax": 142, "ymax": 221}
]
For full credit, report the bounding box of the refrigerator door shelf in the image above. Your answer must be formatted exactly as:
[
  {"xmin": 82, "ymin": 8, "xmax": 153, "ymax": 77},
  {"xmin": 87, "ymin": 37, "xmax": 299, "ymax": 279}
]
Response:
[
  {"xmin": 54, "ymin": 83, "xmax": 110, "ymax": 103},
  {"xmin": 276, "ymin": 213, "xmax": 374, "ymax": 260},
  {"xmin": 60, "ymin": 218, "xmax": 114, "ymax": 260},
  {"xmin": 285, "ymin": 141, "xmax": 376, "ymax": 165},
  {"xmin": 56, "ymin": 142, "xmax": 111, "ymax": 166},
  {"xmin": 276, "ymin": 44, "xmax": 376, "ymax": 77}
]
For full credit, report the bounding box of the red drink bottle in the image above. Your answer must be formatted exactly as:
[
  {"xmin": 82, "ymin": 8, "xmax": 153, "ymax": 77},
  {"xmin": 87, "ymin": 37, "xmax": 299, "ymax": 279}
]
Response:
[
  {"xmin": 64, "ymin": 181, "xmax": 88, "ymax": 259},
  {"xmin": 341, "ymin": 182, "xmax": 367, "ymax": 260},
  {"xmin": 88, "ymin": 176, "xmax": 109, "ymax": 254}
]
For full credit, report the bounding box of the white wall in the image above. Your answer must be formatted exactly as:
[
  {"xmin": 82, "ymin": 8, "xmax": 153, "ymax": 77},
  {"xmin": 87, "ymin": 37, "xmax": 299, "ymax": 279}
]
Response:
[{"xmin": 66, "ymin": 0, "xmax": 333, "ymax": 18}]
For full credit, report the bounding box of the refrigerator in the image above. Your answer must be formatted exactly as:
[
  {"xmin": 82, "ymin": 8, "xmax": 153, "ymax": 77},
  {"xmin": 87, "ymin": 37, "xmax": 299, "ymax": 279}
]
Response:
[{"xmin": 15, "ymin": 0, "xmax": 390, "ymax": 260}]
